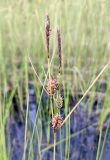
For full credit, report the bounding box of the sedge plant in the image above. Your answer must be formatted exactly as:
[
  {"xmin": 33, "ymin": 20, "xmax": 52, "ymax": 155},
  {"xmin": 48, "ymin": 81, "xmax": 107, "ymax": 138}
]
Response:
[
  {"xmin": 45, "ymin": 15, "xmax": 64, "ymax": 160},
  {"xmin": 29, "ymin": 14, "xmax": 110, "ymax": 160}
]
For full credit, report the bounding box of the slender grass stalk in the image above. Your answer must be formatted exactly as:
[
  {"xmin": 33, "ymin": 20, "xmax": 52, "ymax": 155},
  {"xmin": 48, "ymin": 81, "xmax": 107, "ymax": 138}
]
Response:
[
  {"xmin": 0, "ymin": 92, "xmax": 7, "ymax": 160},
  {"xmin": 59, "ymin": 128, "xmax": 62, "ymax": 160},
  {"xmin": 28, "ymin": 56, "xmax": 47, "ymax": 93},
  {"xmin": 61, "ymin": 60, "xmax": 110, "ymax": 127},
  {"xmin": 99, "ymin": 118, "xmax": 110, "ymax": 160},
  {"xmin": 64, "ymin": 89, "xmax": 69, "ymax": 159},
  {"xmin": 3, "ymin": 87, "xmax": 17, "ymax": 125},
  {"xmin": 53, "ymin": 131, "xmax": 56, "ymax": 160},
  {"xmin": 96, "ymin": 124, "xmax": 103, "ymax": 160},
  {"xmin": 28, "ymin": 81, "xmax": 46, "ymax": 159},
  {"xmin": 36, "ymin": 124, "xmax": 42, "ymax": 160},
  {"xmin": 23, "ymin": 57, "xmax": 29, "ymax": 160},
  {"xmin": 98, "ymin": 75, "xmax": 110, "ymax": 159}
]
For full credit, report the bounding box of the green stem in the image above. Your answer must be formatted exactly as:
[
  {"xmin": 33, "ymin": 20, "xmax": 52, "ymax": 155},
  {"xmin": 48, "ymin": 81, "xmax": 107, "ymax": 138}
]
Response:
[
  {"xmin": 53, "ymin": 131, "xmax": 56, "ymax": 160},
  {"xmin": 96, "ymin": 125, "xmax": 102, "ymax": 160}
]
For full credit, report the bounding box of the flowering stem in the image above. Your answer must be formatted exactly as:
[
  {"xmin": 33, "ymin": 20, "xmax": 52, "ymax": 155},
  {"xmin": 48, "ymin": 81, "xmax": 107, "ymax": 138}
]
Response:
[
  {"xmin": 47, "ymin": 52, "xmax": 53, "ymax": 117},
  {"xmin": 45, "ymin": 15, "xmax": 53, "ymax": 117},
  {"xmin": 53, "ymin": 131, "xmax": 56, "ymax": 160}
]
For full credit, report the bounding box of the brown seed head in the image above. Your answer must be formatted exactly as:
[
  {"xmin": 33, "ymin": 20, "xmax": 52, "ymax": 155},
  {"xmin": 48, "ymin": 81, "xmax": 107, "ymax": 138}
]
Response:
[
  {"xmin": 45, "ymin": 15, "xmax": 51, "ymax": 54},
  {"xmin": 52, "ymin": 114, "xmax": 63, "ymax": 131},
  {"xmin": 47, "ymin": 76, "xmax": 59, "ymax": 96}
]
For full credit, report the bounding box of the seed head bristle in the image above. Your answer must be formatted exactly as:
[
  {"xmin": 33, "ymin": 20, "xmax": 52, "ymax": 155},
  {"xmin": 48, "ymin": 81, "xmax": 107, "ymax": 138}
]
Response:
[
  {"xmin": 45, "ymin": 14, "xmax": 51, "ymax": 54},
  {"xmin": 57, "ymin": 27, "xmax": 62, "ymax": 73}
]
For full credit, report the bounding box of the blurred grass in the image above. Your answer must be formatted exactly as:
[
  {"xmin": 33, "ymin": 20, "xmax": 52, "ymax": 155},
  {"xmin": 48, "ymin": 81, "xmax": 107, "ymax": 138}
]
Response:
[
  {"xmin": 0, "ymin": 0, "xmax": 110, "ymax": 84},
  {"xmin": 0, "ymin": 0, "xmax": 110, "ymax": 159}
]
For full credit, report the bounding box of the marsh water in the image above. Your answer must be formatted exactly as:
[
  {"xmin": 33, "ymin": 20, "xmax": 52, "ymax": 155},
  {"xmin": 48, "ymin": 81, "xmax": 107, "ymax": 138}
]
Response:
[{"xmin": 6, "ymin": 80, "xmax": 110, "ymax": 160}]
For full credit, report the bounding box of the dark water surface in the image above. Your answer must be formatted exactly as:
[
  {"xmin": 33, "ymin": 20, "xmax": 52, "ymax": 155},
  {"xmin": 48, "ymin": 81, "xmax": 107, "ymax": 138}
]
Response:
[{"xmin": 6, "ymin": 81, "xmax": 110, "ymax": 160}]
